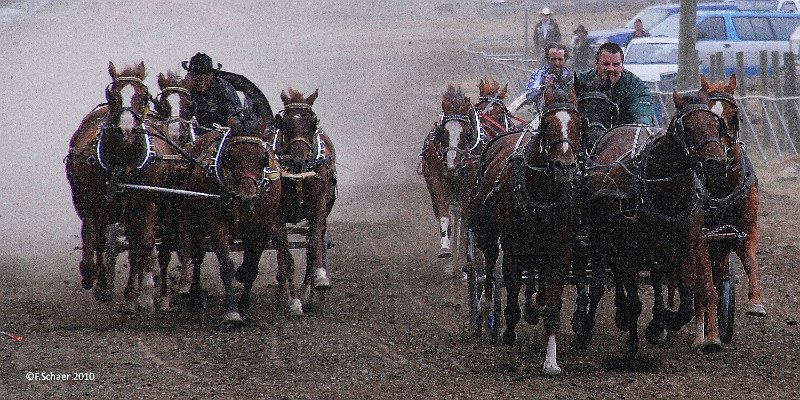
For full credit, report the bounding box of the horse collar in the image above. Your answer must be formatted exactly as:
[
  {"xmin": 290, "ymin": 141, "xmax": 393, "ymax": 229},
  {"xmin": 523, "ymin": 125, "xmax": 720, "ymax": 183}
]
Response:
[{"xmin": 96, "ymin": 122, "xmax": 157, "ymax": 172}]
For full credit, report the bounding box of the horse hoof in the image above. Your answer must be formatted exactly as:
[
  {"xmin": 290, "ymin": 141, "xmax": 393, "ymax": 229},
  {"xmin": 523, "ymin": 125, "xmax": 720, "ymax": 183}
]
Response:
[
  {"xmin": 289, "ymin": 298, "xmax": 303, "ymax": 316},
  {"xmin": 223, "ymin": 311, "xmax": 243, "ymax": 324},
  {"xmin": 81, "ymin": 278, "xmax": 94, "ymax": 291},
  {"xmin": 746, "ymin": 303, "xmax": 767, "ymax": 317},
  {"xmin": 313, "ymin": 268, "xmax": 331, "ymax": 289},
  {"xmin": 542, "ymin": 362, "xmax": 562, "ymax": 376},
  {"xmin": 702, "ymin": 337, "xmax": 722, "ymax": 353}
]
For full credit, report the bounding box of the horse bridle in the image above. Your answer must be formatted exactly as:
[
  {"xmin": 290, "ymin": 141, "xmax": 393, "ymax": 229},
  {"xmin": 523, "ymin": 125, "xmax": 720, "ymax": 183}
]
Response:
[
  {"xmin": 476, "ymin": 96, "xmax": 511, "ymax": 136},
  {"xmin": 432, "ymin": 111, "xmax": 480, "ymax": 165},
  {"xmin": 277, "ymin": 102, "xmax": 329, "ymax": 172},
  {"xmin": 706, "ymin": 91, "xmax": 741, "ymax": 145},
  {"xmin": 525, "ymin": 103, "xmax": 585, "ymax": 172},
  {"xmin": 214, "ymin": 130, "xmax": 278, "ymax": 191},
  {"xmin": 104, "ymin": 76, "xmax": 151, "ymax": 124},
  {"xmin": 669, "ymin": 103, "xmax": 728, "ymax": 164}
]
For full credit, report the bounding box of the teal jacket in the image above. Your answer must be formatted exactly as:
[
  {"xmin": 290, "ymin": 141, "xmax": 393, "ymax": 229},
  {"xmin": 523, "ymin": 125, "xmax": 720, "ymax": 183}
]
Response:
[{"xmin": 576, "ymin": 69, "xmax": 655, "ymax": 126}]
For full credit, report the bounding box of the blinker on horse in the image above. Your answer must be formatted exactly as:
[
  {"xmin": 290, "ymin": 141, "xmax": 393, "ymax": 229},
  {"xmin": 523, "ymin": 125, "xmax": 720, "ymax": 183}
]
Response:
[{"xmin": 470, "ymin": 82, "xmax": 583, "ymax": 375}]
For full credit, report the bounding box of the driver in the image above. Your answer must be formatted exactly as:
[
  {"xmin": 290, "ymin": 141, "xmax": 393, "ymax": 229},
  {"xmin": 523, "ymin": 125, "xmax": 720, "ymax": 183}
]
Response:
[{"xmin": 181, "ymin": 52, "xmax": 245, "ymax": 133}]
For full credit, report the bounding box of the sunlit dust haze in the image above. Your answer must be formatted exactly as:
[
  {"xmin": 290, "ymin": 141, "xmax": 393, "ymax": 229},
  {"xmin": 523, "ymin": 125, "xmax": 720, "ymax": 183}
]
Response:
[{"xmin": 0, "ymin": 0, "xmax": 488, "ymax": 257}]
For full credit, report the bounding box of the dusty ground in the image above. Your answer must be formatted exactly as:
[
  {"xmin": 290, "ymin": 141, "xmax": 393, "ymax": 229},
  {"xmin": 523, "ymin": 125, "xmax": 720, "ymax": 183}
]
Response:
[{"xmin": 2, "ymin": 1, "xmax": 800, "ymax": 398}]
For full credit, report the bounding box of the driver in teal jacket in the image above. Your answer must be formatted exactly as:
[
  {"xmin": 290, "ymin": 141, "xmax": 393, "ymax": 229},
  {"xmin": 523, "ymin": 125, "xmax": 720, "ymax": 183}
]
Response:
[{"xmin": 576, "ymin": 42, "xmax": 655, "ymax": 126}]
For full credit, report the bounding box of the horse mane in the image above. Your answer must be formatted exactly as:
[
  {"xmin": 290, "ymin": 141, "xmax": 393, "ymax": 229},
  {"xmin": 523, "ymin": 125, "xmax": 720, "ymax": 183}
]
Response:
[
  {"xmin": 478, "ymin": 77, "xmax": 508, "ymax": 99},
  {"xmin": 442, "ymin": 84, "xmax": 470, "ymax": 115},
  {"xmin": 118, "ymin": 63, "xmax": 147, "ymax": 79}
]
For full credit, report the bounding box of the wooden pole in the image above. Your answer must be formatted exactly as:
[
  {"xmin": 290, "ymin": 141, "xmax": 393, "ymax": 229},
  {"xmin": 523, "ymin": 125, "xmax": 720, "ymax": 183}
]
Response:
[
  {"xmin": 677, "ymin": 0, "xmax": 699, "ymax": 91},
  {"xmin": 737, "ymin": 52, "xmax": 746, "ymax": 96}
]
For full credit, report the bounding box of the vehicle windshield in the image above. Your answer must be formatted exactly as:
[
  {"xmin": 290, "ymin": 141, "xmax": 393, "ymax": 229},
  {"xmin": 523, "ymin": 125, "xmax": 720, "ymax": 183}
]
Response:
[
  {"xmin": 730, "ymin": 0, "xmax": 779, "ymax": 11},
  {"xmin": 648, "ymin": 14, "xmax": 682, "ymax": 37},
  {"xmin": 625, "ymin": 8, "xmax": 672, "ymax": 29},
  {"xmin": 626, "ymin": 42, "xmax": 679, "ymax": 64}
]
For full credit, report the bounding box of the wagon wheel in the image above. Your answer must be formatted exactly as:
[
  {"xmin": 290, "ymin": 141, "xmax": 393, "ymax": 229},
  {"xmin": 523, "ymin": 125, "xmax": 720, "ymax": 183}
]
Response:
[
  {"xmin": 717, "ymin": 252, "xmax": 738, "ymax": 344},
  {"xmin": 464, "ymin": 230, "xmax": 483, "ymax": 336},
  {"xmin": 488, "ymin": 247, "xmax": 503, "ymax": 345}
]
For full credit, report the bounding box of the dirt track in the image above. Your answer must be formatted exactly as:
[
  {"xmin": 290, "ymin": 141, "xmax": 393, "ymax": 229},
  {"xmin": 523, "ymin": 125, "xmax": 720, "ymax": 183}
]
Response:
[{"xmin": 2, "ymin": 1, "xmax": 800, "ymax": 398}]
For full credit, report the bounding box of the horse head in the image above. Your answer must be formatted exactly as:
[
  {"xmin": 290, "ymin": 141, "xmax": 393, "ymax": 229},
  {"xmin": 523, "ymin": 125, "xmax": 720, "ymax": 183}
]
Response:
[
  {"xmin": 216, "ymin": 120, "xmax": 278, "ymax": 203},
  {"xmin": 104, "ymin": 61, "xmax": 150, "ymax": 143},
  {"xmin": 275, "ymin": 87, "xmax": 323, "ymax": 173},
  {"xmin": 476, "ymin": 77, "xmax": 512, "ymax": 139},
  {"xmin": 574, "ymin": 74, "xmax": 618, "ymax": 154},
  {"xmin": 154, "ymin": 71, "xmax": 193, "ymax": 144},
  {"xmin": 669, "ymin": 89, "xmax": 728, "ymax": 180},
  {"xmin": 435, "ymin": 84, "xmax": 478, "ymax": 172},
  {"xmin": 535, "ymin": 82, "xmax": 583, "ymax": 183},
  {"xmin": 701, "ymin": 74, "xmax": 740, "ymax": 152}
]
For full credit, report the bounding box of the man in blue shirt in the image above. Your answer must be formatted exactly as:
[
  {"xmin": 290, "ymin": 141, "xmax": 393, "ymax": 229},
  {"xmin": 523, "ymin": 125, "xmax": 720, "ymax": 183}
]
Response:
[{"xmin": 524, "ymin": 43, "xmax": 572, "ymax": 112}]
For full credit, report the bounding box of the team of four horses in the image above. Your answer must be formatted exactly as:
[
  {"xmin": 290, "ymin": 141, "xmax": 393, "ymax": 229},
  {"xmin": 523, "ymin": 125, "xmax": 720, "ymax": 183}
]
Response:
[
  {"xmin": 420, "ymin": 75, "xmax": 765, "ymax": 375},
  {"xmin": 65, "ymin": 61, "xmax": 336, "ymax": 324}
]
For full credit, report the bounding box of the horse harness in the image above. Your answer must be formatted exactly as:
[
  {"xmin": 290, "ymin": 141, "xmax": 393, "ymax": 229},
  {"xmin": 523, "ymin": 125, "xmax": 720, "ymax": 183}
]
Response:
[
  {"xmin": 418, "ymin": 108, "xmax": 481, "ymax": 172},
  {"xmin": 276, "ymin": 102, "xmax": 332, "ymax": 180}
]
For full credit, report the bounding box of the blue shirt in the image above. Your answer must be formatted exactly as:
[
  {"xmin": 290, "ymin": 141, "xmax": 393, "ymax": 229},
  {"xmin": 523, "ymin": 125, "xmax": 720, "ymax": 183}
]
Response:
[{"xmin": 525, "ymin": 65, "xmax": 572, "ymax": 111}]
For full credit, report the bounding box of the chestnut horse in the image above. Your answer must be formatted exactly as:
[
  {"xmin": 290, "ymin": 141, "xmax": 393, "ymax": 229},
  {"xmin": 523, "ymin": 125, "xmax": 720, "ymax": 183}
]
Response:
[
  {"xmin": 475, "ymin": 77, "xmax": 521, "ymax": 138},
  {"xmin": 579, "ymin": 90, "xmax": 727, "ymax": 354},
  {"xmin": 65, "ymin": 61, "xmax": 180, "ymax": 313},
  {"xmin": 180, "ymin": 122, "xmax": 297, "ymax": 322},
  {"xmin": 419, "ymin": 84, "xmax": 481, "ymax": 276},
  {"xmin": 470, "ymin": 83, "xmax": 583, "ymax": 375},
  {"xmin": 275, "ymin": 87, "xmax": 337, "ymax": 309},
  {"xmin": 699, "ymin": 74, "xmax": 765, "ymax": 318}
]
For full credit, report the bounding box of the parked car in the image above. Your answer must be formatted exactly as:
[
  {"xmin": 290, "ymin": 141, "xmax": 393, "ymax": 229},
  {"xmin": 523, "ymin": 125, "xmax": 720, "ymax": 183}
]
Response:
[
  {"xmin": 584, "ymin": 2, "xmax": 739, "ymax": 49},
  {"xmin": 624, "ymin": 37, "xmax": 680, "ymax": 92},
  {"xmin": 647, "ymin": 9, "xmax": 800, "ymax": 76}
]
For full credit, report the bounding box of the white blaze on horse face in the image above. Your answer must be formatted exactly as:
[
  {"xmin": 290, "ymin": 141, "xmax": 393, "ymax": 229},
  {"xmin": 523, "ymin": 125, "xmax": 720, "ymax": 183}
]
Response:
[
  {"xmin": 555, "ymin": 110, "xmax": 571, "ymax": 154},
  {"xmin": 710, "ymin": 101, "xmax": 724, "ymax": 118},
  {"xmin": 118, "ymin": 84, "xmax": 136, "ymax": 132},
  {"xmin": 444, "ymin": 120, "xmax": 462, "ymax": 170},
  {"xmin": 166, "ymin": 92, "xmax": 182, "ymax": 140}
]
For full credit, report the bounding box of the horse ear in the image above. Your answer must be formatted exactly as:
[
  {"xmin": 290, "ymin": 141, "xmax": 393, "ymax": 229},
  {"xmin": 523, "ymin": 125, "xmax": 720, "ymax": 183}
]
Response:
[
  {"xmin": 135, "ymin": 61, "xmax": 146, "ymax": 79},
  {"xmin": 499, "ymin": 83, "xmax": 508, "ymax": 98},
  {"xmin": 280, "ymin": 90, "xmax": 289, "ymax": 105},
  {"xmin": 567, "ymin": 85, "xmax": 577, "ymax": 104},
  {"xmin": 700, "ymin": 74, "xmax": 710, "ymax": 92},
  {"xmin": 307, "ymin": 89, "xmax": 319, "ymax": 106},
  {"xmin": 727, "ymin": 74, "xmax": 737, "ymax": 94},
  {"xmin": 698, "ymin": 88, "xmax": 709, "ymax": 103},
  {"xmin": 158, "ymin": 73, "xmax": 166, "ymax": 90},
  {"xmin": 108, "ymin": 61, "xmax": 118, "ymax": 79},
  {"xmin": 672, "ymin": 89, "xmax": 683, "ymax": 108}
]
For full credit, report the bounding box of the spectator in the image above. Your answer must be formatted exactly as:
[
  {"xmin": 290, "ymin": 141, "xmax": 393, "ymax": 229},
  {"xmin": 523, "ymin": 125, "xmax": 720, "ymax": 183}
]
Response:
[
  {"xmin": 571, "ymin": 25, "xmax": 593, "ymax": 72},
  {"xmin": 632, "ymin": 18, "xmax": 650, "ymax": 38},
  {"xmin": 533, "ymin": 7, "xmax": 562, "ymax": 61}
]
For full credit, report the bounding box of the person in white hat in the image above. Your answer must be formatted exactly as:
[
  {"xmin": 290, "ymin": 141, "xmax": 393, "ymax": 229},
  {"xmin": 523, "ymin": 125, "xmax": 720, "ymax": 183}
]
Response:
[{"xmin": 533, "ymin": 7, "xmax": 561, "ymax": 60}]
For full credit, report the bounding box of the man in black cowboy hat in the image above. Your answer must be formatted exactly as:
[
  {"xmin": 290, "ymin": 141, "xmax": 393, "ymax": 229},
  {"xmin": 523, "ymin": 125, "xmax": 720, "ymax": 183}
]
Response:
[{"xmin": 182, "ymin": 52, "xmax": 244, "ymax": 133}]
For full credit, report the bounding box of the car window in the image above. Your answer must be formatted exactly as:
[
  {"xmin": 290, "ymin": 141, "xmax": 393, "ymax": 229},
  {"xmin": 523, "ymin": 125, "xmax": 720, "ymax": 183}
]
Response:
[
  {"xmin": 734, "ymin": 16, "xmax": 775, "ymax": 40},
  {"xmin": 732, "ymin": 0, "xmax": 779, "ymax": 10},
  {"xmin": 648, "ymin": 14, "xmax": 681, "ymax": 37},
  {"xmin": 780, "ymin": 1, "xmax": 798, "ymax": 11},
  {"xmin": 698, "ymin": 17, "xmax": 728, "ymax": 40},
  {"xmin": 770, "ymin": 17, "xmax": 800, "ymax": 39},
  {"xmin": 626, "ymin": 42, "xmax": 679, "ymax": 64}
]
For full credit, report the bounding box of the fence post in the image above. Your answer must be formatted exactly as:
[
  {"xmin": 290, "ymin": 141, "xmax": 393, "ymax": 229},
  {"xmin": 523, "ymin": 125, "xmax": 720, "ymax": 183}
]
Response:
[
  {"xmin": 737, "ymin": 52, "xmax": 746, "ymax": 96},
  {"xmin": 760, "ymin": 50, "xmax": 769, "ymax": 94},
  {"xmin": 709, "ymin": 53, "xmax": 718, "ymax": 80},
  {"xmin": 717, "ymin": 52, "xmax": 726, "ymax": 81},
  {"xmin": 772, "ymin": 51, "xmax": 782, "ymax": 97},
  {"xmin": 785, "ymin": 52, "xmax": 797, "ymax": 96}
]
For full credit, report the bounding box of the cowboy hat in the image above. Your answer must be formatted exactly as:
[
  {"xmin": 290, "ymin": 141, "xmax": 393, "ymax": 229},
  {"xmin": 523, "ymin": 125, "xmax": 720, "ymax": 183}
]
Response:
[
  {"xmin": 574, "ymin": 25, "xmax": 587, "ymax": 34},
  {"xmin": 541, "ymin": 7, "xmax": 551, "ymax": 15},
  {"xmin": 181, "ymin": 52, "xmax": 222, "ymax": 73}
]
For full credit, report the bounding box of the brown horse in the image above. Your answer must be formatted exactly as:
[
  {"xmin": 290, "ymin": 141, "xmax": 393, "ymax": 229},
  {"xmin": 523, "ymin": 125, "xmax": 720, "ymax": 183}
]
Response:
[
  {"xmin": 150, "ymin": 71, "xmax": 195, "ymax": 303},
  {"xmin": 580, "ymin": 90, "xmax": 727, "ymax": 353},
  {"xmin": 66, "ymin": 61, "xmax": 180, "ymax": 313},
  {"xmin": 470, "ymin": 83, "xmax": 583, "ymax": 375},
  {"xmin": 180, "ymin": 122, "xmax": 297, "ymax": 322},
  {"xmin": 419, "ymin": 84, "xmax": 480, "ymax": 276},
  {"xmin": 699, "ymin": 74, "xmax": 765, "ymax": 318},
  {"xmin": 275, "ymin": 87, "xmax": 337, "ymax": 309},
  {"xmin": 475, "ymin": 77, "xmax": 518, "ymax": 139}
]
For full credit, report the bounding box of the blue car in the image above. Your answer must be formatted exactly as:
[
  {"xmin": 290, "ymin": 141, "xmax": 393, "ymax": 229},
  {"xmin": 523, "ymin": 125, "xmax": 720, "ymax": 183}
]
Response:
[{"xmin": 585, "ymin": 2, "xmax": 740, "ymax": 49}]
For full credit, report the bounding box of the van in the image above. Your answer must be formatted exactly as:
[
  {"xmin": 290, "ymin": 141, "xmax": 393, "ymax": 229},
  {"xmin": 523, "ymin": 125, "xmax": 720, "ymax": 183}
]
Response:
[
  {"xmin": 647, "ymin": 10, "xmax": 800, "ymax": 75},
  {"xmin": 585, "ymin": 2, "xmax": 739, "ymax": 49}
]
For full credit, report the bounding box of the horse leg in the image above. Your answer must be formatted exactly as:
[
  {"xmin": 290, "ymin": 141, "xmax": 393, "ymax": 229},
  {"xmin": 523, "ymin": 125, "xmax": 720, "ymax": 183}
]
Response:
[
  {"xmin": 477, "ymin": 238, "xmax": 499, "ymax": 325},
  {"xmin": 695, "ymin": 244, "xmax": 721, "ymax": 352},
  {"xmin": 523, "ymin": 265, "xmax": 539, "ymax": 326},
  {"xmin": 79, "ymin": 219, "xmax": 100, "ymax": 290},
  {"xmin": 423, "ymin": 159, "xmax": 452, "ymax": 258},
  {"xmin": 645, "ymin": 260, "xmax": 668, "ymax": 344},
  {"xmin": 272, "ymin": 219, "xmax": 302, "ymax": 316},
  {"xmin": 125, "ymin": 206, "xmax": 158, "ymax": 315},
  {"xmin": 237, "ymin": 241, "xmax": 261, "ymax": 315},
  {"xmin": 570, "ymin": 235, "xmax": 589, "ymax": 346},
  {"xmin": 541, "ymin": 253, "xmax": 568, "ymax": 375},
  {"xmin": 156, "ymin": 241, "xmax": 172, "ymax": 311},
  {"xmin": 213, "ymin": 245, "xmax": 242, "ymax": 324},
  {"xmin": 501, "ymin": 254, "xmax": 522, "ymax": 347},
  {"xmin": 738, "ymin": 205, "xmax": 765, "ymax": 316}
]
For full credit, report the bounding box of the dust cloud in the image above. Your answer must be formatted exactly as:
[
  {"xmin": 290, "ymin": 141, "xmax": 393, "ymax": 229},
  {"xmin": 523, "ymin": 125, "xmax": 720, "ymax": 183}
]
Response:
[{"xmin": 0, "ymin": 0, "xmax": 480, "ymax": 257}]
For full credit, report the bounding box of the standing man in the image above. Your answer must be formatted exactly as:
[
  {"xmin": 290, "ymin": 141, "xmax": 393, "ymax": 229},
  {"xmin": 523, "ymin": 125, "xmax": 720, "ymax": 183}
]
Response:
[
  {"xmin": 575, "ymin": 42, "xmax": 655, "ymax": 126},
  {"xmin": 181, "ymin": 52, "xmax": 245, "ymax": 133},
  {"xmin": 571, "ymin": 25, "xmax": 593, "ymax": 72},
  {"xmin": 533, "ymin": 7, "xmax": 562, "ymax": 61},
  {"xmin": 525, "ymin": 43, "xmax": 571, "ymax": 112}
]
